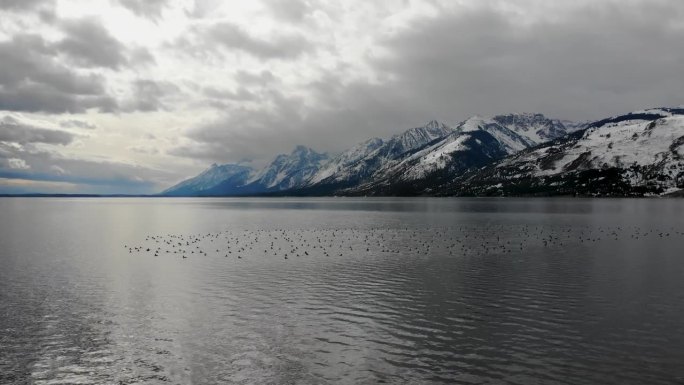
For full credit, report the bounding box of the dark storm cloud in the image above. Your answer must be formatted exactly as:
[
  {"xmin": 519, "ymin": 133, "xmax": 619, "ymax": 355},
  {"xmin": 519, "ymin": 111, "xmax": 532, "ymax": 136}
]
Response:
[
  {"xmin": 168, "ymin": 91, "xmax": 307, "ymax": 163},
  {"xmin": 365, "ymin": 0, "xmax": 684, "ymax": 120},
  {"xmin": 0, "ymin": 33, "xmax": 117, "ymax": 113},
  {"xmin": 172, "ymin": 0, "xmax": 684, "ymax": 164},
  {"xmin": 58, "ymin": 18, "xmax": 129, "ymax": 69},
  {"xmin": 0, "ymin": 116, "xmax": 75, "ymax": 145},
  {"xmin": 178, "ymin": 21, "xmax": 313, "ymax": 60},
  {"xmin": 170, "ymin": 80, "xmax": 427, "ymax": 164},
  {"xmin": 117, "ymin": 0, "xmax": 169, "ymax": 19}
]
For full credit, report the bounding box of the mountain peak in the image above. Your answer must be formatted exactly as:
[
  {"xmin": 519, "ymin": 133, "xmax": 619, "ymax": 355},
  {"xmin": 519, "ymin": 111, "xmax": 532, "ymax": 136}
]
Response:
[
  {"xmin": 423, "ymin": 119, "xmax": 447, "ymax": 129},
  {"xmin": 293, "ymin": 145, "xmax": 311, "ymax": 153},
  {"xmin": 457, "ymin": 116, "xmax": 492, "ymax": 132}
]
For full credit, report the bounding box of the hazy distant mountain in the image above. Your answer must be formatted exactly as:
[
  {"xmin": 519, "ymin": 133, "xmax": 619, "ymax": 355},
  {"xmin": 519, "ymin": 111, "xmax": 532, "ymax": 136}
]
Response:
[
  {"xmin": 163, "ymin": 146, "xmax": 329, "ymax": 196},
  {"xmin": 162, "ymin": 163, "xmax": 252, "ymax": 196},
  {"xmin": 161, "ymin": 108, "xmax": 684, "ymax": 197}
]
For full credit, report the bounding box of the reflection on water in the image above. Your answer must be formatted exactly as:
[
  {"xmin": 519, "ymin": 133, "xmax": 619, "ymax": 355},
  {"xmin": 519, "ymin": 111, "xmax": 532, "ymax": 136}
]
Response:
[{"xmin": 1, "ymin": 198, "xmax": 684, "ymax": 384}]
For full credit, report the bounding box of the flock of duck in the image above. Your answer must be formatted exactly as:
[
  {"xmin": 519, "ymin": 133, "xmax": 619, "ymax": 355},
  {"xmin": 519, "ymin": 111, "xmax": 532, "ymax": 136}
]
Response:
[{"xmin": 123, "ymin": 224, "xmax": 684, "ymax": 261}]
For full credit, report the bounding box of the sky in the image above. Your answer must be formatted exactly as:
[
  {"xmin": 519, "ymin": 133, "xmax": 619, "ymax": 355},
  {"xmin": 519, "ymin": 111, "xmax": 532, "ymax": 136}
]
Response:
[{"xmin": 1, "ymin": 0, "xmax": 683, "ymax": 194}]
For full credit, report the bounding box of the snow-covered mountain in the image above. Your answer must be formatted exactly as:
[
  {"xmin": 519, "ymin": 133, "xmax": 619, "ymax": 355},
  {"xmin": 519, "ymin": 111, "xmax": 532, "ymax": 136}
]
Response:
[
  {"xmin": 161, "ymin": 108, "xmax": 682, "ymax": 197},
  {"xmin": 162, "ymin": 146, "xmax": 330, "ymax": 196},
  {"xmin": 162, "ymin": 163, "xmax": 253, "ymax": 196},
  {"xmin": 245, "ymin": 145, "xmax": 329, "ymax": 191},
  {"xmin": 492, "ymin": 113, "xmax": 581, "ymax": 143},
  {"xmin": 308, "ymin": 137, "xmax": 385, "ymax": 185},
  {"xmin": 305, "ymin": 120, "xmax": 454, "ymax": 190},
  {"xmin": 446, "ymin": 107, "xmax": 684, "ymax": 196},
  {"xmin": 336, "ymin": 113, "xmax": 575, "ymax": 195}
]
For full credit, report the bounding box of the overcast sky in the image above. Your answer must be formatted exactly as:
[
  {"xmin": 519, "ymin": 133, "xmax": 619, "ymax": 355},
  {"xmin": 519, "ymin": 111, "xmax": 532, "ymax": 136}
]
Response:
[{"xmin": 1, "ymin": 0, "xmax": 683, "ymax": 194}]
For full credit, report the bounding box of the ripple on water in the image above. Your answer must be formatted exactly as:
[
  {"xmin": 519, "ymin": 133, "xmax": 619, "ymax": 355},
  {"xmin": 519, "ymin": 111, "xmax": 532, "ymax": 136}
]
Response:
[{"xmin": 2, "ymin": 205, "xmax": 684, "ymax": 384}]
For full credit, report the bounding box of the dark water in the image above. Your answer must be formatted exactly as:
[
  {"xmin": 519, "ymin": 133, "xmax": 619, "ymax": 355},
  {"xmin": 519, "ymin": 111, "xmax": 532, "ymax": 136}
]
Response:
[{"xmin": 1, "ymin": 198, "xmax": 684, "ymax": 384}]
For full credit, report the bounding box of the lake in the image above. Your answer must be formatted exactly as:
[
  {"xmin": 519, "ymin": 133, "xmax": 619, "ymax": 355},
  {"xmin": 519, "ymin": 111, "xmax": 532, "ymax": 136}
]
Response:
[{"xmin": 1, "ymin": 197, "xmax": 683, "ymax": 384}]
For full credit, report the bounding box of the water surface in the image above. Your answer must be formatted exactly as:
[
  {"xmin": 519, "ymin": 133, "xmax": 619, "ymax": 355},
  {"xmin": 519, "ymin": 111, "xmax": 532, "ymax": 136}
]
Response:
[{"xmin": 1, "ymin": 198, "xmax": 683, "ymax": 384}]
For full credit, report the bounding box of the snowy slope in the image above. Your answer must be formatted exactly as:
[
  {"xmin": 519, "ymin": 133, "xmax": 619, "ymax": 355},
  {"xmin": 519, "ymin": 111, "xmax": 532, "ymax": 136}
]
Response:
[
  {"xmin": 160, "ymin": 111, "xmax": 628, "ymax": 197},
  {"xmin": 307, "ymin": 120, "xmax": 453, "ymax": 187},
  {"xmin": 340, "ymin": 113, "xmax": 574, "ymax": 194},
  {"xmin": 448, "ymin": 108, "xmax": 684, "ymax": 196},
  {"xmin": 492, "ymin": 113, "xmax": 572, "ymax": 143},
  {"xmin": 308, "ymin": 138, "xmax": 384, "ymax": 184},
  {"xmin": 162, "ymin": 163, "xmax": 253, "ymax": 196},
  {"xmin": 245, "ymin": 145, "xmax": 330, "ymax": 191},
  {"xmin": 162, "ymin": 146, "xmax": 329, "ymax": 196},
  {"xmin": 454, "ymin": 116, "xmax": 534, "ymax": 153}
]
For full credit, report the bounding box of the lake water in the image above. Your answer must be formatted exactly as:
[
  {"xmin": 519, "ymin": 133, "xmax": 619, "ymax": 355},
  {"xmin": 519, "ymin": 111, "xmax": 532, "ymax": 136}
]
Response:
[{"xmin": 1, "ymin": 197, "xmax": 683, "ymax": 384}]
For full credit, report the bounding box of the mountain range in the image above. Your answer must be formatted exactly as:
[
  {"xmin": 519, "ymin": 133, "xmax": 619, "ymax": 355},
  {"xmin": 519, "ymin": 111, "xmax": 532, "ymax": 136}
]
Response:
[{"xmin": 162, "ymin": 108, "xmax": 684, "ymax": 197}]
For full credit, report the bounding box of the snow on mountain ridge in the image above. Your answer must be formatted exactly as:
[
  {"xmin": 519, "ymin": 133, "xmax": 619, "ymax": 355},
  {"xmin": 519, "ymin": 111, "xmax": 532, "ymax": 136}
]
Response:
[
  {"xmin": 387, "ymin": 120, "xmax": 453, "ymax": 153},
  {"xmin": 249, "ymin": 145, "xmax": 330, "ymax": 190},
  {"xmin": 308, "ymin": 137, "xmax": 384, "ymax": 185},
  {"xmin": 454, "ymin": 116, "xmax": 534, "ymax": 153},
  {"xmin": 162, "ymin": 163, "xmax": 253, "ymax": 195},
  {"xmin": 160, "ymin": 112, "xmax": 596, "ymax": 196},
  {"xmin": 524, "ymin": 115, "xmax": 684, "ymax": 177},
  {"xmin": 449, "ymin": 108, "xmax": 684, "ymax": 196},
  {"xmin": 308, "ymin": 120, "xmax": 453, "ymax": 186}
]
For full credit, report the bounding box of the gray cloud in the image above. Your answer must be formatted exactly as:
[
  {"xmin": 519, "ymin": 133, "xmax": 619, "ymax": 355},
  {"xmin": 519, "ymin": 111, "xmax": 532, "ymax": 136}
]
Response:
[
  {"xmin": 0, "ymin": 141, "xmax": 167, "ymax": 194},
  {"xmin": 58, "ymin": 18, "xmax": 129, "ymax": 69},
  {"xmin": 0, "ymin": 33, "xmax": 117, "ymax": 113},
  {"xmin": 179, "ymin": 21, "xmax": 313, "ymax": 60},
  {"xmin": 60, "ymin": 119, "xmax": 97, "ymax": 130},
  {"xmin": 170, "ymin": 1, "xmax": 684, "ymax": 165},
  {"xmin": 368, "ymin": 0, "xmax": 684, "ymax": 121},
  {"xmin": 0, "ymin": 116, "xmax": 75, "ymax": 145},
  {"xmin": 117, "ymin": 0, "xmax": 169, "ymax": 19},
  {"xmin": 125, "ymin": 79, "xmax": 182, "ymax": 112},
  {"xmin": 0, "ymin": 0, "xmax": 51, "ymax": 11},
  {"xmin": 265, "ymin": 0, "xmax": 312, "ymax": 22},
  {"xmin": 127, "ymin": 144, "xmax": 159, "ymax": 155},
  {"xmin": 203, "ymin": 86, "xmax": 256, "ymax": 102},
  {"xmin": 234, "ymin": 70, "xmax": 277, "ymax": 86}
]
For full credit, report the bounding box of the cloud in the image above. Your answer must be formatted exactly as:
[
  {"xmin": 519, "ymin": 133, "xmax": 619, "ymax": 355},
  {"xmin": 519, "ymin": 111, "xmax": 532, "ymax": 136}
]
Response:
[
  {"xmin": 168, "ymin": 1, "xmax": 684, "ymax": 166},
  {"xmin": 368, "ymin": 0, "xmax": 684, "ymax": 120},
  {"xmin": 116, "ymin": 0, "xmax": 169, "ymax": 19},
  {"xmin": 6, "ymin": 158, "xmax": 30, "ymax": 170},
  {"xmin": 58, "ymin": 18, "xmax": 129, "ymax": 69},
  {"xmin": 202, "ymin": 86, "xmax": 256, "ymax": 102},
  {"xmin": 178, "ymin": 21, "xmax": 313, "ymax": 60},
  {"xmin": 0, "ymin": 0, "xmax": 52, "ymax": 11},
  {"xmin": 3, "ymin": 0, "xmax": 684, "ymax": 193},
  {"xmin": 0, "ymin": 177, "xmax": 80, "ymax": 194},
  {"xmin": 264, "ymin": 0, "xmax": 312, "ymax": 22},
  {"xmin": 0, "ymin": 141, "xmax": 167, "ymax": 194},
  {"xmin": 60, "ymin": 119, "xmax": 97, "ymax": 130},
  {"xmin": 124, "ymin": 79, "xmax": 182, "ymax": 111},
  {"xmin": 0, "ymin": 33, "xmax": 117, "ymax": 113},
  {"xmin": 0, "ymin": 116, "xmax": 75, "ymax": 145},
  {"xmin": 234, "ymin": 70, "xmax": 277, "ymax": 86}
]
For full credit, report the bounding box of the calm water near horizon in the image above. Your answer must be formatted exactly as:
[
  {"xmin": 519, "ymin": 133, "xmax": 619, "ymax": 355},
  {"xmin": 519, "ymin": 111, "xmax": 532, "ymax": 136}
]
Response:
[{"xmin": 1, "ymin": 197, "xmax": 684, "ymax": 384}]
